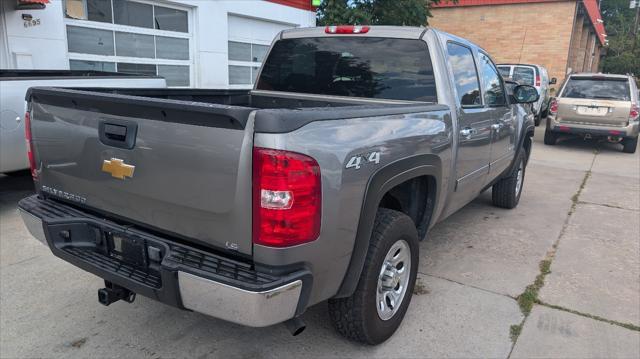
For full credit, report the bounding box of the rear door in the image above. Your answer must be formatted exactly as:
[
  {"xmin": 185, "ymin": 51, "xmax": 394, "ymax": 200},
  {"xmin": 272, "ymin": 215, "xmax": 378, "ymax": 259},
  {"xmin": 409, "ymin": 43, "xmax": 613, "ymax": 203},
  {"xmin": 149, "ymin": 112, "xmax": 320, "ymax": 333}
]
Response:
[
  {"xmin": 446, "ymin": 42, "xmax": 493, "ymax": 205},
  {"xmin": 557, "ymin": 76, "xmax": 632, "ymax": 126}
]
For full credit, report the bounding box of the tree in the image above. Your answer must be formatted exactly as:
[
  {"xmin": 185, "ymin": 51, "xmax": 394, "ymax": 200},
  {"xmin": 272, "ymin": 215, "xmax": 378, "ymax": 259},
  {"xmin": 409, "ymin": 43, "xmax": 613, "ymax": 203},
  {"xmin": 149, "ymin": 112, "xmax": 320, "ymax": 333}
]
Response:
[
  {"xmin": 600, "ymin": 0, "xmax": 640, "ymax": 76},
  {"xmin": 317, "ymin": 0, "xmax": 448, "ymax": 26}
]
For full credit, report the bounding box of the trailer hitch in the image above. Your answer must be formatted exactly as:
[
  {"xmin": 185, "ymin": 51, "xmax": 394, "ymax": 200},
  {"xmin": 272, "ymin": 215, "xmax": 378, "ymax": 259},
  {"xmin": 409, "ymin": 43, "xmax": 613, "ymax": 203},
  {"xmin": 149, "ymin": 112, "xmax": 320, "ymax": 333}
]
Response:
[{"xmin": 98, "ymin": 281, "xmax": 136, "ymax": 306}]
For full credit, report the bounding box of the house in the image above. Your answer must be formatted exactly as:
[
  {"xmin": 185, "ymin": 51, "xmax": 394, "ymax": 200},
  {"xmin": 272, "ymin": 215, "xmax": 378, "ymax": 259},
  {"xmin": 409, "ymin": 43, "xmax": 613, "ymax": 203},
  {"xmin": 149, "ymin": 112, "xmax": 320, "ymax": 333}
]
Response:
[
  {"xmin": 0, "ymin": 0, "xmax": 317, "ymax": 87},
  {"xmin": 430, "ymin": 0, "xmax": 607, "ymax": 87}
]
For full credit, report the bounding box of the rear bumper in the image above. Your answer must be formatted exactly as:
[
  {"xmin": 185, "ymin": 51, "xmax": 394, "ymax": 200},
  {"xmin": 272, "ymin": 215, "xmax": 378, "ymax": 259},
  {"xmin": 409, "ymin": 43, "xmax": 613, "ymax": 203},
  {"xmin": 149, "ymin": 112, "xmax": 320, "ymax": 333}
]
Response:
[
  {"xmin": 548, "ymin": 116, "xmax": 640, "ymax": 138},
  {"xmin": 19, "ymin": 195, "xmax": 311, "ymax": 327}
]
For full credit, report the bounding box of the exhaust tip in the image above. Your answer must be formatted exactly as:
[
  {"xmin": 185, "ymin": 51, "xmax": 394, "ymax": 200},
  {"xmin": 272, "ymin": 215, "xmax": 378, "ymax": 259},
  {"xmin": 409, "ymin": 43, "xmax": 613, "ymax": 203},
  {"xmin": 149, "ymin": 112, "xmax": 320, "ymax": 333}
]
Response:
[{"xmin": 284, "ymin": 317, "xmax": 306, "ymax": 336}]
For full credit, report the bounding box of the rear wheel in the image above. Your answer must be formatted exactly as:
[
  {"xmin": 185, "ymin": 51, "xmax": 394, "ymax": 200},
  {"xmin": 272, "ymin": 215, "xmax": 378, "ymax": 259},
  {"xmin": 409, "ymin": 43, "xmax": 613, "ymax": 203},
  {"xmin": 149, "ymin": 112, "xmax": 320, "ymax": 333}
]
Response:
[
  {"xmin": 544, "ymin": 129, "xmax": 558, "ymax": 145},
  {"xmin": 492, "ymin": 150, "xmax": 526, "ymax": 209},
  {"xmin": 622, "ymin": 137, "xmax": 638, "ymax": 153},
  {"xmin": 534, "ymin": 112, "xmax": 542, "ymax": 126},
  {"xmin": 328, "ymin": 208, "xmax": 419, "ymax": 345}
]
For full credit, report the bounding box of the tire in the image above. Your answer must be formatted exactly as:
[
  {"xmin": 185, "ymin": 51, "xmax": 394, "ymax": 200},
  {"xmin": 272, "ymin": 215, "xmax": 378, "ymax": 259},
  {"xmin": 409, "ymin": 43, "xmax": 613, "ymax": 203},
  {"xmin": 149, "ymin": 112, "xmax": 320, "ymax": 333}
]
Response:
[
  {"xmin": 328, "ymin": 208, "xmax": 419, "ymax": 345},
  {"xmin": 622, "ymin": 137, "xmax": 638, "ymax": 153},
  {"xmin": 534, "ymin": 112, "xmax": 541, "ymax": 127},
  {"xmin": 544, "ymin": 129, "xmax": 557, "ymax": 145},
  {"xmin": 492, "ymin": 150, "xmax": 526, "ymax": 209}
]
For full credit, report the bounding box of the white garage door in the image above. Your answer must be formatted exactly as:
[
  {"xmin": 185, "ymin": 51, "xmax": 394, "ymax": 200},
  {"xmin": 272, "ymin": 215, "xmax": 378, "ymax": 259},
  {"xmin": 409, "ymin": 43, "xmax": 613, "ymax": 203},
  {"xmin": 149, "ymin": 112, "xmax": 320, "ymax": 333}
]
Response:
[{"xmin": 227, "ymin": 15, "xmax": 296, "ymax": 87}]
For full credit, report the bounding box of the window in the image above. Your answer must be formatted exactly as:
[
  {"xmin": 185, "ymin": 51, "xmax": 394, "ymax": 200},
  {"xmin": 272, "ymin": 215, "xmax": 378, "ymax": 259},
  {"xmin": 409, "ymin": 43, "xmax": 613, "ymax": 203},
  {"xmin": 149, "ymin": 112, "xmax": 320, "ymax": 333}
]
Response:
[
  {"xmin": 562, "ymin": 77, "xmax": 631, "ymax": 101},
  {"xmin": 497, "ymin": 66, "xmax": 511, "ymax": 78},
  {"xmin": 69, "ymin": 59, "xmax": 115, "ymax": 72},
  {"xmin": 66, "ymin": 26, "xmax": 114, "ymax": 56},
  {"xmin": 513, "ymin": 66, "xmax": 534, "ymax": 86},
  {"xmin": 447, "ymin": 43, "xmax": 481, "ymax": 107},
  {"xmin": 478, "ymin": 52, "xmax": 506, "ymax": 106},
  {"xmin": 154, "ymin": 6, "xmax": 188, "ymax": 33},
  {"xmin": 257, "ymin": 37, "xmax": 437, "ymax": 101},
  {"xmin": 113, "ymin": 0, "xmax": 153, "ymax": 29},
  {"xmin": 228, "ymin": 41, "xmax": 270, "ymax": 85},
  {"xmin": 64, "ymin": 0, "xmax": 192, "ymax": 87}
]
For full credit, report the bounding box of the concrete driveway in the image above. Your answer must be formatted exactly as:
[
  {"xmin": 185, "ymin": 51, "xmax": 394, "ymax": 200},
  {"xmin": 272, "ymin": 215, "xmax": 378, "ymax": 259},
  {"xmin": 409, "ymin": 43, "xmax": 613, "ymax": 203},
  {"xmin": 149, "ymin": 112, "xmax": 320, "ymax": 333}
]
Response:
[{"xmin": 1, "ymin": 128, "xmax": 638, "ymax": 358}]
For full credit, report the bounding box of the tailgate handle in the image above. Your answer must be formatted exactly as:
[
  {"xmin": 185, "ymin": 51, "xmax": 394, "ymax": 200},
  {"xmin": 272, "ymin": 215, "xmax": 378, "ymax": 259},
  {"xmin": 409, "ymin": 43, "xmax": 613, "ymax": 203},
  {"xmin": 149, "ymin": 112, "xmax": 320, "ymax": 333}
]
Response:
[
  {"xmin": 99, "ymin": 121, "xmax": 137, "ymax": 149},
  {"xmin": 104, "ymin": 124, "xmax": 127, "ymax": 141}
]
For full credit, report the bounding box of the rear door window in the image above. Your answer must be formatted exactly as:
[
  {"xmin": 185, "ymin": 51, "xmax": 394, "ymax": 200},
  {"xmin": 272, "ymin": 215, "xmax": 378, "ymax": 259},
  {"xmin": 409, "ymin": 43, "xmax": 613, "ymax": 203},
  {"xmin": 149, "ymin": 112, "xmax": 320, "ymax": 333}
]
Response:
[
  {"xmin": 447, "ymin": 42, "xmax": 481, "ymax": 107},
  {"xmin": 562, "ymin": 77, "xmax": 631, "ymax": 101},
  {"xmin": 257, "ymin": 37, "xmax": 437, "ymax": 102},
  {"xmin": 513, "ymin": 66, "xmax": 535, "ymax": 85}
]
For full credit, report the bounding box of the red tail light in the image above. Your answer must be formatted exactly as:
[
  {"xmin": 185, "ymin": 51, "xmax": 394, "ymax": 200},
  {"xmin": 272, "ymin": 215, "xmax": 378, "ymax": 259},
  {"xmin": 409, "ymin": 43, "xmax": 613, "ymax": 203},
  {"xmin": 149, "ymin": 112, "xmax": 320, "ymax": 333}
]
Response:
[
  {"xmin": 549, "ymin": 99, "xmax": 558, "ymax": 115},
  {"xmin": 24, "ymin": 111, "xmax": 37, "ymax": 180},
  {"xmin": 325, "ymin": 25, "xmax": 370, "ymax": 34},
  {"xmin": 252, "ymin": 148, "xmax": 321, "ymax": 247},
  {"xmin": 535, "ymin": 75, "xmax": 541, "ymax": 87},
  {"xmin": 630, "ymin": 104, "xmax": 639, "ymax": 121}
]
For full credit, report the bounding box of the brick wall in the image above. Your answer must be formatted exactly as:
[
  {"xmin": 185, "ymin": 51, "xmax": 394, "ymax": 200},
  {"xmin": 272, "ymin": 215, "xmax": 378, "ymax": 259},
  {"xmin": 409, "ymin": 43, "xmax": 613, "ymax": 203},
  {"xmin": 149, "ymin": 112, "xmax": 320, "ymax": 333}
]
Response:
[{"xmin": 429, "ymin": 1, "xmax": 578, "ymax": 88}]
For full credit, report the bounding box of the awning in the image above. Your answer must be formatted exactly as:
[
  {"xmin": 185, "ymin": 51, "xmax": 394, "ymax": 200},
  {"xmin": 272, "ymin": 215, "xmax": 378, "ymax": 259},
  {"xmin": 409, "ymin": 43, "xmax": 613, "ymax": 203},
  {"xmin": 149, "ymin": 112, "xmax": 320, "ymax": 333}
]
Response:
[{"xmin": 16, "ymin": 0, "xmax": 50, "ymax": 10}]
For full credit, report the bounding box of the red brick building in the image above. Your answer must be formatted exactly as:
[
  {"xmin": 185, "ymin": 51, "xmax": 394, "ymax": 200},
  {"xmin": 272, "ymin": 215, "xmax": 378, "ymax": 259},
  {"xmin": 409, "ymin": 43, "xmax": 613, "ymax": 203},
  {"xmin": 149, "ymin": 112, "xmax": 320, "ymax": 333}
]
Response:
[{"xmin": 430, "ymin": 0, "xmax": 607, "ymax": 88}]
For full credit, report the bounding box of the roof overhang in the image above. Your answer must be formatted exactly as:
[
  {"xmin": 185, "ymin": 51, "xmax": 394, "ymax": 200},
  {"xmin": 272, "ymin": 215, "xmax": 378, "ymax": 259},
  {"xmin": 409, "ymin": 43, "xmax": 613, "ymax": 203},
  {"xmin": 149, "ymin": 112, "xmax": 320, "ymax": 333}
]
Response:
[{"xmin": 15, "ymin": 0, "xmax": 49, "ymax": 10}]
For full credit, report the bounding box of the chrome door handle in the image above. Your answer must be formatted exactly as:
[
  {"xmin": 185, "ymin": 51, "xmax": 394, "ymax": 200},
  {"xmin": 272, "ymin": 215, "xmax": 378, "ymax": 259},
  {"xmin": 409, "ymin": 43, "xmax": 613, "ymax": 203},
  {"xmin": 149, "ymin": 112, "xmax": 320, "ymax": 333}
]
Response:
[{"xmin": 460, "ymin": 127, "xmax": 477, "ymax": 139}]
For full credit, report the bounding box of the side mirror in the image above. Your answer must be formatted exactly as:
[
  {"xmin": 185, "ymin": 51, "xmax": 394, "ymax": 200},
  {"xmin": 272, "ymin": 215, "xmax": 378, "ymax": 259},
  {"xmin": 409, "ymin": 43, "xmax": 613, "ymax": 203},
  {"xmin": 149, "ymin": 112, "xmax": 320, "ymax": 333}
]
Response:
[
  {"xmin": 549, "ymin": 77, "xmax": 557, "ymax": 85},
  {"xmin": 513, "ymin": 85, "xmax": 540, "ymax": 104}
]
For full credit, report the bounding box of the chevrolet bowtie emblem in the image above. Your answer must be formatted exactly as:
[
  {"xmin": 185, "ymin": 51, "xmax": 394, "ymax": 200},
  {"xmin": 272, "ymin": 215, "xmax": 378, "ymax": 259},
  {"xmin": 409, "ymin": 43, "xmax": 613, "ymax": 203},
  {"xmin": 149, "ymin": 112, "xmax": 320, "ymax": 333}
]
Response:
[{"xmin": 102, "ymin": 158, "xmax": 135, "ymax": 180}]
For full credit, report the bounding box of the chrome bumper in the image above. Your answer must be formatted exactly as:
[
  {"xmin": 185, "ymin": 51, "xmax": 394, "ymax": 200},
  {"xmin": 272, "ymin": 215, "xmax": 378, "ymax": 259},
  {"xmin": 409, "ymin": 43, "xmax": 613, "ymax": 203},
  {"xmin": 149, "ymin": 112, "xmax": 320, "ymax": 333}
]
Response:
[
  {"xmin": 178, "ymin": 272, "xmax": 302, "ymax": 327},
  {"xmin": 19, "ymin": 203, "xmax": 304, "ymax": 328},
  {"xmin": 19, "ymin": 208, "xmax": 47, "ymax": 245}
]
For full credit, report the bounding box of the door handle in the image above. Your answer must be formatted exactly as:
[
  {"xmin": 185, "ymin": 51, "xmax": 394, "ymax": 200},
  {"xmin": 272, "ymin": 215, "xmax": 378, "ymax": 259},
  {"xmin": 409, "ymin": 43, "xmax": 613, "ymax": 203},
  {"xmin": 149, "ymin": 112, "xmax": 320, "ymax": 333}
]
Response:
[{"xmin": 460, "ymin": 127, "xmax": 477, "ymax": 139}]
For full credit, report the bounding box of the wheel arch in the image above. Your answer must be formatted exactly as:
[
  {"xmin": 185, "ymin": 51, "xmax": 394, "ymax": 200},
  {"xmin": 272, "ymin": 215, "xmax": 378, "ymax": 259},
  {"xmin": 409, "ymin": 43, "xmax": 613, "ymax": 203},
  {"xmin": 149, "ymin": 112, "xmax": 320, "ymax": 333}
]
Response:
[{"xmin": 333, "ymin": 154, "xmax": 441, "ymax": 298}]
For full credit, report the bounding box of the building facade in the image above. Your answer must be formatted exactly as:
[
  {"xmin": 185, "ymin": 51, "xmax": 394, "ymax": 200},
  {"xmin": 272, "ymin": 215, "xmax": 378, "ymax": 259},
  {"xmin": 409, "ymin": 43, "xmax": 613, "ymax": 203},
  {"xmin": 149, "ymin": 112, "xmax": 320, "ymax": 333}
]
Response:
[
  {"xmin": 430, "ymin": 0, "xmax": 607, "ymax": 88},
  {"xmin": 0, "ymin": 0, "xmax": 316, "ymax": 87}
]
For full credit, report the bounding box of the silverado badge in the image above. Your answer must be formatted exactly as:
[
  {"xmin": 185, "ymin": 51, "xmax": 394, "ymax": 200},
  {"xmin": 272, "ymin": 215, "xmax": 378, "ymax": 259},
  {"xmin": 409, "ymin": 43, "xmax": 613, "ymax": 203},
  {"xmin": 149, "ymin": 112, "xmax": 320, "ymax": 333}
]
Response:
[{"xmin": 102, "ymin": 158, "xmax": 135, "ymax": 180}]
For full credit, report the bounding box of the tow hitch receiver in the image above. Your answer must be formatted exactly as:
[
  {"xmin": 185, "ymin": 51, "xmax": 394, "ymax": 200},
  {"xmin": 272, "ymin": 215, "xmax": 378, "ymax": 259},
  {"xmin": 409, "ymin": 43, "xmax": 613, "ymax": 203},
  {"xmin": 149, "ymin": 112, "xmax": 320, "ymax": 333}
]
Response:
[{"xmin": 98, "ymin": 281, "xmax": 136, "ymax": 306}]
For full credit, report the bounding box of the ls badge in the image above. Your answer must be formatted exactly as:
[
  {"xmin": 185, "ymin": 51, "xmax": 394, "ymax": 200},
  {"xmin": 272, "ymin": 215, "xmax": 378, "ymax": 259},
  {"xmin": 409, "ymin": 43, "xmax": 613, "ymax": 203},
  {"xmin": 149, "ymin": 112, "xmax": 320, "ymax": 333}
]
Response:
[{"xmin": 102, "ymin": 158, "xmax": 135, "ymax": 179}]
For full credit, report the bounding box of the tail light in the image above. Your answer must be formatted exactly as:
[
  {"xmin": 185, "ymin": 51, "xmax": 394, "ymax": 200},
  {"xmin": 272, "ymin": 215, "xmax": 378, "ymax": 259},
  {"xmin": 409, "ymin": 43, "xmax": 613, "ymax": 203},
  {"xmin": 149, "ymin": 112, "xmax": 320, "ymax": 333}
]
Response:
[
  {"xmin": 630, "ymin": 104, "xmax": 639, "ymax": 122},
  {"xmin": 325, "ymin": 25, "xmax": 370, "ymax": 34},
  {"xmin": 535, "ymin": 75, "xmax": 541, "ymax": 87},
  {"xmin": 549, "ymin": 99, "xmax": 558, "ymax": 115},
  {"xmin": 252, "ymin": 148, "xmax": 321, "ymax": 247},
  {"xmin": 24, "ymin": 111, "xmax": 37, "ymax": 180}
]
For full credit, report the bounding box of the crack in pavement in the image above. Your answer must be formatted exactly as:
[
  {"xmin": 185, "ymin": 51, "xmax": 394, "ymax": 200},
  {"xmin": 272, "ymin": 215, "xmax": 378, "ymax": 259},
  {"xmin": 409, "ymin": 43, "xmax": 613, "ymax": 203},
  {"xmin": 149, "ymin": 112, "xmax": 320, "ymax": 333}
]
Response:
[{"xmin": 506, "ymin": 148, "xmax": 599, "ymax": 358}]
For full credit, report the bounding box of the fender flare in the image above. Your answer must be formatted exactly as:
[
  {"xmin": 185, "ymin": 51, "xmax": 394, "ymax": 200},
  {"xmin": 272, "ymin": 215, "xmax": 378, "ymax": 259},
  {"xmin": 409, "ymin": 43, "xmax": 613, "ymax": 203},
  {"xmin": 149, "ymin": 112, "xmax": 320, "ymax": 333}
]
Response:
[{"xmin": 333, "ymin": 154, "xmax": 441, "ymax": 298}]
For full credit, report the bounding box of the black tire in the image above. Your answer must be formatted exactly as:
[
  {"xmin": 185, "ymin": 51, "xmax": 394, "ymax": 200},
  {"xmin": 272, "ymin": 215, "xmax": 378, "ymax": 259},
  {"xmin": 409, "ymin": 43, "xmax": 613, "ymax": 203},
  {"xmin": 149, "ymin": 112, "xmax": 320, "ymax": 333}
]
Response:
[
  {"xmin": 328, "ymin": 208, "xmax": 419, "ymax": 345},
  {"xmin": 622, "ymin": 137, "xmax": 638, "ymax": 154},
  {"xmin": 534, "ymin": 112, "xmax": 541, "ymax": 126},
  {"xmin": 544, "ymin": 129, "xmax": 557, "ymax": 145},
  {"xmin": 492, "ymin": 150, "xmax": 526, "ymax": 209}
]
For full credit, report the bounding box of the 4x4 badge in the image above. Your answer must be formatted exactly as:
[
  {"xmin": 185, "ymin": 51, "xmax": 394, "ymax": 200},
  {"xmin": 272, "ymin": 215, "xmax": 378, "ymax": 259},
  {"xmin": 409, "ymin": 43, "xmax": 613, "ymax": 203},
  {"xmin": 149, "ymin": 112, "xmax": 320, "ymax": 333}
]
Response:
[{"xmin": 102, "ymin": 158, "xmax": 135, "ymax": 180}]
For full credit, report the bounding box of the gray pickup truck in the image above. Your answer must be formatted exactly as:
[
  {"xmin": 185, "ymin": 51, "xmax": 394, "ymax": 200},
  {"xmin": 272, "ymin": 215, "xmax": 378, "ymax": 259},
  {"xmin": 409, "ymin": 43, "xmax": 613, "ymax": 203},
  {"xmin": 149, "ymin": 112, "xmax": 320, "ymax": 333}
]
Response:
[{"xmin": 19, "ymin": 26, "xmax": 537, "ymax": 344}]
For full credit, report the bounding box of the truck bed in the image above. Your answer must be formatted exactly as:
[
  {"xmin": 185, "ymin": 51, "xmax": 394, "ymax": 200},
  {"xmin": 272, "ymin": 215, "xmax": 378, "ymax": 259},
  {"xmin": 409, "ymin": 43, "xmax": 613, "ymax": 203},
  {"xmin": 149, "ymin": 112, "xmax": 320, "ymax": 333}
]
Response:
[{"xmin": 27, "ymin": 87, "xmax": 445, "ymax": 256}]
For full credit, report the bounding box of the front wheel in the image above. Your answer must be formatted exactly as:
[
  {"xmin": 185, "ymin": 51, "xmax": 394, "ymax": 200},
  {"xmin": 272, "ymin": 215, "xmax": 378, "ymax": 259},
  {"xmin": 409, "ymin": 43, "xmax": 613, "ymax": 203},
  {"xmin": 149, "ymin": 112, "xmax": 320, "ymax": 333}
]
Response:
[
  {"xmin": 492, "ymin": 150, "xmax": 526, "ymax": 209},
  {"xmin": 328, "ymin": 208, "xmax": 419, "ymax": 345}
]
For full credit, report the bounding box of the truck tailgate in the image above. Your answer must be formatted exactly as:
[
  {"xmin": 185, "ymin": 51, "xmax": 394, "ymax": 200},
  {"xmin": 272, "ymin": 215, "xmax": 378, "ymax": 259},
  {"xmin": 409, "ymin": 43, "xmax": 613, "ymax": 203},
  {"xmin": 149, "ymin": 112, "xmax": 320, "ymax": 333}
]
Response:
[{"xmin": 28, "ymin": 88, "xmax": 256, "ymax": 255}]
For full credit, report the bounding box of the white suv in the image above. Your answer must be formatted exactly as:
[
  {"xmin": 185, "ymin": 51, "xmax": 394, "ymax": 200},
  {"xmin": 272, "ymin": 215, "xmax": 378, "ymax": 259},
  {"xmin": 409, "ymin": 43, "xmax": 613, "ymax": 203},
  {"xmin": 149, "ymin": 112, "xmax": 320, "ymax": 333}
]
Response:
[{"xmin": 498, "ymin": 64, "xmax": 555, "ymax": 126}]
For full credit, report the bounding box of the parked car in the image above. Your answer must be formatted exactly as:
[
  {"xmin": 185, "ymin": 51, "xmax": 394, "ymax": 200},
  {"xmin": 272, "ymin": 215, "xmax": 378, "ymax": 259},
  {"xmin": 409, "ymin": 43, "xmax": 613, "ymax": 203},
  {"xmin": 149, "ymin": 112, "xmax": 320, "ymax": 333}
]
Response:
[
  {"xmin": 498, "ymin": 63, "xmax": 556, "ymax": 126},
  {"xmin": 18, "ymin": 26, "xmax": 538, "ymax": 344},
  {"xmin": 0, "ymin": 70, "xmax": 166, "ymax": 174},
  {"xmin": 545, "ymin": 73, "xmax": 639, "ymax": 153}
]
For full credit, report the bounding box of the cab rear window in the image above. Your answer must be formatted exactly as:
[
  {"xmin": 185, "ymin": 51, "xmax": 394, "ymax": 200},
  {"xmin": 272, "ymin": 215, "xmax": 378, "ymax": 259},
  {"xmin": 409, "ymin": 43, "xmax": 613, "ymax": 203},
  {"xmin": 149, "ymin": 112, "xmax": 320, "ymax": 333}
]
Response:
[
  {"xmin": 256, "ymin": 37, "xmax": 437, "ymax": 102},
  {"xmin": 562, "ymin": 77, "xmax": 631, "ymax": 101}
]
